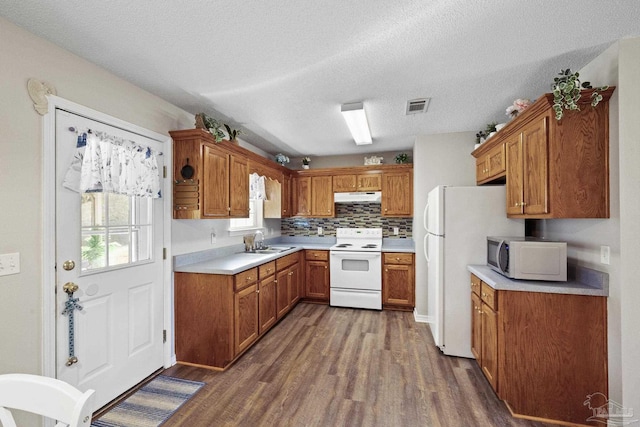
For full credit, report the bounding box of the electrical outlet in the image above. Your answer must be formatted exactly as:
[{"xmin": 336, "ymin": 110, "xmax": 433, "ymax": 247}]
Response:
[
  {"xmin": 211, "ymin": 229, "xmax": 217, "ymax": 245},
  {"xmin": 0, "ymin": 252, "xmax": 20, "ymax": 277},
  {"xmin": 318, "ymin": 227, "xmax": 323, "ymax": 236},
  {"xmin": 600, "ymin": 246, "xmax": 610, "ymax": 265},
  {"xmin": 393, "ymin": 227, "xmax": 399, "ymax": 235}
]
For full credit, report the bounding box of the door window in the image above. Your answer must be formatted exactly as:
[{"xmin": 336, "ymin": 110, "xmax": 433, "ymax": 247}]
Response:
[{"xmin": 80, "ymin": 193, "xmax": 153, "ymax": 272}]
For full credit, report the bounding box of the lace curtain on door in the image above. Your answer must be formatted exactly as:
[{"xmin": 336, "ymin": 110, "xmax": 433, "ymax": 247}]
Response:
[{"xmin": 63, "ymin": 130, "xmax": 163, "ymax": 198}]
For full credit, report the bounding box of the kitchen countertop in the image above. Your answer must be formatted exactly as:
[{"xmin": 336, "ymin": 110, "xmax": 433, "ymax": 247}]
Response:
[
  {"xmin": 174, "ymin": 237, "xmax": 415, "ymax": 275},
  {"xmin": 468, "ymin": 264, "xmax": 608, "ymax": 297}
]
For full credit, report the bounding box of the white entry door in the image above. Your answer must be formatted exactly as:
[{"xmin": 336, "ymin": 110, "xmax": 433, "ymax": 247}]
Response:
[{"xmin": 55, "ymin": 109, "xmax": 165, "ymax": 410}]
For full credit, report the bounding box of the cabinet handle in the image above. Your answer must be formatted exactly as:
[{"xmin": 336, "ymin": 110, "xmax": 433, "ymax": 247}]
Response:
[
  {"xmin": 384, "ymin": 209, "xmax": 388, "ymax": 212},
  {"xmin": 314, "ymin": 254, "xmax": 318, "ymax": 257},
  {"xmin": 385, "ymin": 269, "xmax": 388, "ymax": 272},
  {"xmin": 274, "ymin": 279, "xmax": 278, "ymax": 283},
  {"xmin": 515, "ymin": 202, "xmax": 520, "ymax": 207},
  {"xmin": 395, "ymin": 257, "xmax": 400, "ymax": 261},
  {"xmin": 325, "ymin": 266, "xmax": 328, "ymax": 269},
  {"xmin": 228, "ymin": 207, "xmax": 231, "ymax": 211},
  {"xmin": 521, "ymin": 202, "xmax": 527, "ymax": 206},
  {"xmin": 246, "ymin": 277, "xmax": 253, "ymax": 281},
  {"xmin": 256, "ymin": 289, "xmax": 260, "ymax": 294}
]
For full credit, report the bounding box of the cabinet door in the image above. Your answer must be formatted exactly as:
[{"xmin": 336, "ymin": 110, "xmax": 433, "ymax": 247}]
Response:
[
  {"xmin": 522, "ymin": 117, "xmax": 549, "ymax": 215},
  {"xmin": 471, "ymin": 292, "xmax": 482, "ymax": 362},
  {"xmin": 289, "ymin": 262, "xmax": 301, "ymax": 305},
  {"xmin": 276, "ymin": 269, "xmax": 290, "ymax": 319},
  {"xmin": 333, "ymin": 174, "xmax": 357, "ymax": 192},
  {"xmin": 357, "ymin": 173, "xmax": 382, "ymax": 191},
  {"xmin": 234, "ymin": 283, "xmax": 259, "ymax": 355},
  {"xmin": 481, "ymin": 303, "xmax": 498, "ymax": 391},
  {"xmin": 382, "ymin": 264, "xmax": 415, "ymax": 308},
  {"xmin": 258, "ymin": 275, "xmax": 277, "ymax": 334},
  {"xmin": 281, "ymin": 174, "xmax": 291, "ymax": 217},
  {"xmin": 487, "ymin": 143, "xmax": 506, "ymax": 178},
  {"xmin": 381, "ymin": 171, "xmax": 412, "ymax": 217},
  {"xmin": 505, "ymin": 135, "xmax": 524, "ymax": 216},
  {"xmin": 229, "ymin": 153, "xmax": 249, "ymax": 217},
  {"xmin": 311, "ymin": 176, "xmax": 334, "ymax": 217},
  {"xmin": 305, "ymin": 260, "xmax": 329, "ymax": 300},
  {"xmin": 294, "ymin": 176, "xmax": 311, "ymax": 216},
  {"xmin": 476, "ymin": 157, "xmax": 488, "ymax": 184},
  {"xmin": 202, "ymin": 145, "xmax": 230, "ymax": 217}
]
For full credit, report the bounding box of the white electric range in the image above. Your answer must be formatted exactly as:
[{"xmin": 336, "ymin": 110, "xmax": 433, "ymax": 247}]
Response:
[{"xmin": 329, "ymin": 228, "xmax": 383, "ymax": 310}]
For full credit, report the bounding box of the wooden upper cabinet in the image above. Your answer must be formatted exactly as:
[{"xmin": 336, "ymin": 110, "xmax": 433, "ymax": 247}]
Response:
[
  {"xmin": 171, "ymin": 129, "xmax": 295, "ymax": 220},
  {"xmin": 294, "ymin": 174, "xmax": 334, "ymax": 217},
  {"xmin": 311, "ymin": 176, "xmax": 334, "ymax": 217},
  {"xmin": 281, "ymin": 174, "xmax": 292, "ymax": 217},
  {"xmin": 293, "ymin": 176, "xmax": 311, "ymax": 216},
  {"xmin": 473, "ymin": 87, "xmax": 614, "ymax": 218},
  {"xmin": 520, "ymin": 117, "xmax": 549, "ymax": 216},
  {"xmin": 381, "ymin": 170, "xmax": 413, "ymax": 217},
  {"xmin": 229, "ymin": 153, "xmax": 249, "ymax": 217},
  {"xmin": 333, "ymin": 174, "xmax": 357, "ymax": 192},
  {"xmin": 333, "ymin": 173, "xmax": 382, "ymax": 192},
  {"xmin": 202, "ymin": 144, "xmax": 230, "ymax": 217},
  {"xmin": 476, "ymin": 143, "xmax": 506, "ymax": 184}
]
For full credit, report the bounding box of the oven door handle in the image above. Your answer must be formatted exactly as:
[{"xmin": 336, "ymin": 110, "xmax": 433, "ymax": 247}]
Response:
[{"xmin": 330, "ymin": 251, "xmax": 381, "ymax": 259}]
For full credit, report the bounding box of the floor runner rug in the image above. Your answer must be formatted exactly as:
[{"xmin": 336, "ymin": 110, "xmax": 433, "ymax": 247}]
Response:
[{"xmin": 91, "ymin": 375, "xmax": 205, "ymax": 427}]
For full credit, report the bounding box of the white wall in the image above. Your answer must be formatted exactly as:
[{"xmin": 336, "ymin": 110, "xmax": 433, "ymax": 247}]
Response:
[{"xmin": 412, "ymin": 132, "xmax": 476, "ymax": 317}]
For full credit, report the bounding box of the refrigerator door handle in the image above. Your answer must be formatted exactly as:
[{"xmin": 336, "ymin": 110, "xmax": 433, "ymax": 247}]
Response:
[
  {"xmin": 423, "ymin": 202, "xmax": 429, "ymax": 231},
  {"xmin": 424, "ymin": 234, "xmax": 430, "ymax": 262}
]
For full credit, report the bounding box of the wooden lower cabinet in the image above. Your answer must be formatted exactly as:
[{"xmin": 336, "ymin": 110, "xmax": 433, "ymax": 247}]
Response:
[
  {"xmin": 234, "ymin": 282, "xmax": 259, "ymax": 355},
  {"xmin": 382, "ymin": 252, "xmax": 415, "ymax": 310},
  {"xmin": 470, "ymin": 273, "xmax": 608, "ymax": 425},
  {"xmin": 304, "ymin": 250, "xmax": 330, "ymax": 302},
  {"xmin": 174, "ymin": 256, "xmax": 301, "ymax": 370},
  {"xmin": 258, "ymin": 274, "xmax": 277, "ymax": 334}
]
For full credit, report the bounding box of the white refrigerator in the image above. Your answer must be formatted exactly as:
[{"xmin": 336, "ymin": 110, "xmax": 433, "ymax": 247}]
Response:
[{"xmin": 424, "ymin": 185, "xmax": 524, "ymax": 358}]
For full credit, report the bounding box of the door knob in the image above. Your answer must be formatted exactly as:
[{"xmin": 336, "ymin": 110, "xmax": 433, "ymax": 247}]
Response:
[
  {"xmin": 63, "ymin": 282, "xmax": 79, "ymax": 294},
  {"xmin": 62, "ymin": 260, "xmax": 75, "ymax": 271}
]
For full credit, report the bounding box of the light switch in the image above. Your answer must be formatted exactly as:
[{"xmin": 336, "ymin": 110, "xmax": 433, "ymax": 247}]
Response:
[
  {"xmin": 600, "ymin": 246, "xmax": 610, "ymax": 265},
  {"xmin": 318, "ymin": 227, "xmax": 323, "ymax": 236},
  {"xmin": 0, "ymin": 252, "xmax": 20, "ymax": 276},
  {"xmin": 393, "ymin": 227, "xmax": 399, "ymax": 235}
]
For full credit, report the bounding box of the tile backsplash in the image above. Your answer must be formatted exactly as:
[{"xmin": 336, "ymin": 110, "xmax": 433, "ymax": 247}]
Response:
[{"xmin": 281, "ymin": 203, "xmax": 412, "ymax": 238}]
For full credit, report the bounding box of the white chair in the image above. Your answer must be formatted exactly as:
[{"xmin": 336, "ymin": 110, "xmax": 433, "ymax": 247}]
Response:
[{"xmin": 0, "ymin": 374, "xmax": 95, "ymax": 427}]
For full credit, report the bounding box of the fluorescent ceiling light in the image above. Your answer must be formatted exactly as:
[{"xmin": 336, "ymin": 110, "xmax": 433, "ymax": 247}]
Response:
[{"xmin": 341, "ymin": 102, "xmax": 372, "ymax": 145}]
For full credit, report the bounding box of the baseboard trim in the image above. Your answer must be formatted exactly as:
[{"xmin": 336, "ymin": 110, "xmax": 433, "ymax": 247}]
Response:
[{"xmin": 413, "ymin": 310, "xmax": 432, "ymax": 324}]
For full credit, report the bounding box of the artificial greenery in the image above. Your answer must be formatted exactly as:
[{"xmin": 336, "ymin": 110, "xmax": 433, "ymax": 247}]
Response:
[
  {"xmin": 551, "ymin": 69, "xmax": 609, "ymax": 121},
  {"xmin": 195, "ymin": 113, "xmax": 225, "ymax": 142},
  {"xmin": 224, "ymin": 124, "xmax": 243, "ymax": 141},
  {"xmin": 394, "ymin": 153, "xmax": 409, "ymax": 164},
  {"xmin": 475, "ymin": 122, "xmax": 498, "ymax": 144}
]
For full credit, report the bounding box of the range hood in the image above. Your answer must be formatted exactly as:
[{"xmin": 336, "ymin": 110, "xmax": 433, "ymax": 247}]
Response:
[{"xmin": 334, "ymin": 191, "xmax": 382, "ymax": 203}]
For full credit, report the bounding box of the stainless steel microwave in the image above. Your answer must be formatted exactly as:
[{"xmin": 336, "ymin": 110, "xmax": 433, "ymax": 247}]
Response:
[{"xmin": 487, "ymin": 237, "xmax": 567, "ymax": 281}]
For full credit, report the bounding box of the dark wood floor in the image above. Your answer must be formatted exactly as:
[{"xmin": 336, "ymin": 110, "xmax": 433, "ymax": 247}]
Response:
[{"xmin": 162, "ymin": 303, "xmax": 552, "ymax": 427}]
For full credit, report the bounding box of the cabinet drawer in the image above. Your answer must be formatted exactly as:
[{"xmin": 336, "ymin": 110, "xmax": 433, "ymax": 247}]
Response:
[
  {"xmin": 383, "ymin": 252, "xmax": 413, "ymax": 265},
  {"xmin": 481, "ymin": 283, "xmax": 497, "ymax": 310},
  {"xmin": 235, "ymin": 267, "xmax": 258, "ymax": 291},
  {"xmin": 471, "ymin": 274, "xmax": 482, "ymax": 296},
  {"xmin": 276, "ymin": 253, "xmax": 299, "ymax": 270},
  {"xmin": 259, "ymin": 261, "xmax": 276, "ymax": 279},
  {"xmin": 305, "ymin": 250, "xmax": 328, "ymax": 261}
]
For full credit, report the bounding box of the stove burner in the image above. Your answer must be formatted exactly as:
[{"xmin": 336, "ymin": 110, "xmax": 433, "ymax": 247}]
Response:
[
  {"xmin": 335, "ymin": 244, "xmax": 353, "ymax": 248},
  {"xmin": 361, "ymin": 244, "xmax": 379, "ymax": 248}
]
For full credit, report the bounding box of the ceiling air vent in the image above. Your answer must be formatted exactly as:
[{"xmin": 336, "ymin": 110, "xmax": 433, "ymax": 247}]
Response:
[{"xmin": 406, "ymin": 98, "xmax": 430, "ymax": 115}]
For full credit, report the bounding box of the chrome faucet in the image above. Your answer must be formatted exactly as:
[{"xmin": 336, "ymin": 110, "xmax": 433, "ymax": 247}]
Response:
[{"xmin": 254, "ymin": 230, "xmax": 265, "ymax": 250}]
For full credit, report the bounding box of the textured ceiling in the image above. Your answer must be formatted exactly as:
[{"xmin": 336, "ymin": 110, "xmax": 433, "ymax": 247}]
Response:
[{"xmin": 2, "ymin": 1, "xmax": 639, "ymax": 156}]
